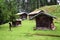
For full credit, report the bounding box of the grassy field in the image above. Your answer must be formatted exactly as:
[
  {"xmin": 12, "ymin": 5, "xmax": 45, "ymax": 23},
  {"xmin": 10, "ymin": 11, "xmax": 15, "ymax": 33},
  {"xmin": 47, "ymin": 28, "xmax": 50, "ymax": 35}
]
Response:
[
  {"xmin": 0, "ymin": 5, "xmax": 60, "ymax": 40},
  {"xmin": 0, "ymin": 19, "xmax": 60, "ymax": 40}
]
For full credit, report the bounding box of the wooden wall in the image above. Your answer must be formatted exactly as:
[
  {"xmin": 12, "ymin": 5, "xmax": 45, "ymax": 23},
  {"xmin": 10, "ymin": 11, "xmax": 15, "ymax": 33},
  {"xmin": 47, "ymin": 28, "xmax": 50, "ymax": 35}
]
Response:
[{"xmin": 35, "ymin": 15, "xmax": 54, "ymax": 29}]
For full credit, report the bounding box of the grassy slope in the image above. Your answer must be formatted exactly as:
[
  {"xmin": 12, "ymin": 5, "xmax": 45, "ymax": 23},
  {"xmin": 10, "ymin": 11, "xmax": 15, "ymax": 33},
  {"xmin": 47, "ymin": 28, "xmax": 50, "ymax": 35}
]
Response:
[
  {"xmin": 39, "ymin": 5, "xmax": 60, "ymax": 17},
  {"xmin": 0, "ymin": 5, "xmax": 60, "ymax": 40},
  {"xmin": 0, "ymin": 20, "xmax": 60, "ymax": 40}
]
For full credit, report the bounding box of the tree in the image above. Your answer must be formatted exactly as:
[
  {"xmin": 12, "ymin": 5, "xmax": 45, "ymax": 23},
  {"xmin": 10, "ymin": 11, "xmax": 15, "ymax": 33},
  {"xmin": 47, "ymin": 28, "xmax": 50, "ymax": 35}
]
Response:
[
  {"xmin": 6, "ymin": 0, "xmax": 17, "ymax": 22},
  {"xmin": 0, "ymin": 0, "xmax": 18, "ymax": 25},
  {"xmin": 0, "ymin": 0, "xmax": 9, "ymax": 24}
]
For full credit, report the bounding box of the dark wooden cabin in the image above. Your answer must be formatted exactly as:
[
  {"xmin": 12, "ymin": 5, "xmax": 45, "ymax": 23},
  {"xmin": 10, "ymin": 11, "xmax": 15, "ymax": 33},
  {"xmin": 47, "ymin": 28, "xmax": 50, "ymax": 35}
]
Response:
[
  {"xmin": 29, "ymin": 10, "xmax": 56, "ymax": 30},
  {"xmin": 16, "ymin": 12, "xmax": 27, "ymax": 20},
  {"xmin": 12, "ymin": 19, "xmax": 22, "ymax": 27}
]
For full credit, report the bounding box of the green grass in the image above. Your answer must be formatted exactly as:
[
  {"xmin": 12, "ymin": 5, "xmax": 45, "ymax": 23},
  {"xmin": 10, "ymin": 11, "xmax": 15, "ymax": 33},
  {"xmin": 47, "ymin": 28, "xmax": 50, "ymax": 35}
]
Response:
[
  {"xmin": 0, "ymin": 20, "xmax": 60, "ymax": 40},
  {"xmin": 0, "ymin": 5, "xmax": 60, "ymax": 40}
]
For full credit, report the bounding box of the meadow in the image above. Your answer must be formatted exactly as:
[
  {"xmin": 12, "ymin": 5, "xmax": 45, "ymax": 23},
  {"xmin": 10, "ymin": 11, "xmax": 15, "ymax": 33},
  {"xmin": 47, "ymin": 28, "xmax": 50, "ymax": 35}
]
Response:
[{"xmin": 0, "ymin": 5, "xmax": 60, "ymax": 40}]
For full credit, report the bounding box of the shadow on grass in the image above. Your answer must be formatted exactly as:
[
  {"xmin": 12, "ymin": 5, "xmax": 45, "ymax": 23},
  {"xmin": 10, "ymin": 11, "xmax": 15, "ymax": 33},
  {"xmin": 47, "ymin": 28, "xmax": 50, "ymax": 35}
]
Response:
[
  {"xmin": 24, "ymin": 33, "xmax": 60, "ymax": 37},
  {"xmin": 34, "ymin": 34, "xmax": 60, "ymax": 37}
]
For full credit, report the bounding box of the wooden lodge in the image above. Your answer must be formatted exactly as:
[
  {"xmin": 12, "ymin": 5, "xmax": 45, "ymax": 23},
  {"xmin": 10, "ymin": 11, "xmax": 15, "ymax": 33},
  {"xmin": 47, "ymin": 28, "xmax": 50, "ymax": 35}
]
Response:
[
  {"xmin": 12, "ymin": 19, "xmax": 22, "ymax": 27},
  {"xmin": 16, "ymin": 12, "xmax": 27, "ymax": 20},
  {"xmin": 29, "ymin": 10, "xmax": 56, "ymax": 30}
]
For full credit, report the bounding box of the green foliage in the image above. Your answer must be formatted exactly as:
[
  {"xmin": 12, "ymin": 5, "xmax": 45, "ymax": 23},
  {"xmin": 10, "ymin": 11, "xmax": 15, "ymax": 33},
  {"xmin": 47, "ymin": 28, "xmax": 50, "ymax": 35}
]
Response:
[
  {"xmin": 21, "ymin": 0, "xmax": 57, "ymax": 12},
  {"xmin": 0, "ymin": 0, "xmax": 17, "ymax": 24},
  {"xmin": 0, "ymin": 0, "xmax": 9, "ymax": 24}
]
